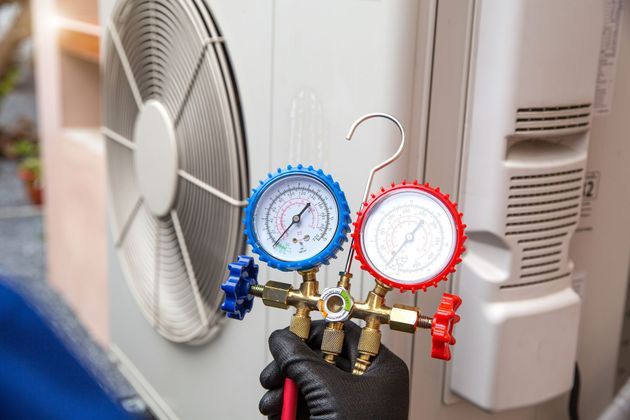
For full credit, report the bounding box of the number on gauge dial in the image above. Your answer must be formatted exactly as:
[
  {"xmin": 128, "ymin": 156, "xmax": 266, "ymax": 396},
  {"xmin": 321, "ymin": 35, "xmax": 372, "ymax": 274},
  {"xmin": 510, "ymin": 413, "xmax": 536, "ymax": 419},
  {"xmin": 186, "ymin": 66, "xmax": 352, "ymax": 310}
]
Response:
[
  {"xmin": 252, "ymin": 174, "xmax": 338, "ymax": 262},
  {"xmin": 354, "ymin": 182, "xmax": 465, "ymax": 291}
]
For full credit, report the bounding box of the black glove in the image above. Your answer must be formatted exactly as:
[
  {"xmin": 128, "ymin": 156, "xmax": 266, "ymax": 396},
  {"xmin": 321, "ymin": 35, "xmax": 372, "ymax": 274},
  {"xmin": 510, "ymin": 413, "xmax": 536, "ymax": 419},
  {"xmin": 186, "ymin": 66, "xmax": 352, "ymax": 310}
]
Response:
[{"xmin": 259, "ymin": 320, "xmax": 409, "ymax": 420}]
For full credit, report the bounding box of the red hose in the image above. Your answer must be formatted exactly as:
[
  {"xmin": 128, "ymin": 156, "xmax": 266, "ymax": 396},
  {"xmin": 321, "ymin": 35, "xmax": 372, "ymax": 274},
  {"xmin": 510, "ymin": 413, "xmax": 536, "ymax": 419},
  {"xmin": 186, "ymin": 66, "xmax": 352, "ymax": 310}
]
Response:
[{"xmin": 281, "ymin": 377, "xmax": 298, "ymax": 420}]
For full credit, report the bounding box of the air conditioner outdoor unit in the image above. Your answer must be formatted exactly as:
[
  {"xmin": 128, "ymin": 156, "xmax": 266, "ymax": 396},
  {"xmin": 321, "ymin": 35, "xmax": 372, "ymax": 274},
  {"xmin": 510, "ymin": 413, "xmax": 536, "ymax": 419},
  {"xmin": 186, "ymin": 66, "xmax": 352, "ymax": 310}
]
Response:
[
  {"xmin": 102, "ymin": 0, "xmax": 624, "ymax": 419},
  {"xmin": 103, "ymin": 1, "xmax": 429, "ymax": 418}
]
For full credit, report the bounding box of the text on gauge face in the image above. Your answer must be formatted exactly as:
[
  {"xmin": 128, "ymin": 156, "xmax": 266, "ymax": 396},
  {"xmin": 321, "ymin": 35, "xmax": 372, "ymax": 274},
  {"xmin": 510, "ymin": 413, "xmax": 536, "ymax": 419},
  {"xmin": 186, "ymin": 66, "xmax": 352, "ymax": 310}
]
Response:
[
  {"xmin": 253, "ymin": 174, "xmax": 339, "ymax": 262},
  {"xmin": 361, "ymin": 190, "xmax": 457, "ymax": 284}
]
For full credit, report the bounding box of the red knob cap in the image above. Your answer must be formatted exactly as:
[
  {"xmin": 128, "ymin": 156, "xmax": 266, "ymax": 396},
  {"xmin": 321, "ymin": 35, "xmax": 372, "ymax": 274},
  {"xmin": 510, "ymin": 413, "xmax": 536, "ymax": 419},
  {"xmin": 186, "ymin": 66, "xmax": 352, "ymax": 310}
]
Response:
[{"xmin": 431, "ymin": 293, "xmax": 462, "ymax": 361}]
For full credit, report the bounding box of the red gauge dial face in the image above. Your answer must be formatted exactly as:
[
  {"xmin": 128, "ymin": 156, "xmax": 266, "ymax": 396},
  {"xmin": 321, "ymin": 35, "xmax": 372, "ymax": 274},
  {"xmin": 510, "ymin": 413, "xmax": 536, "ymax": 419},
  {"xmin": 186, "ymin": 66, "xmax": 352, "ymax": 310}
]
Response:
[{"xmin": 353, "ymin": 182, "xmax": 466, "ymax": 292}]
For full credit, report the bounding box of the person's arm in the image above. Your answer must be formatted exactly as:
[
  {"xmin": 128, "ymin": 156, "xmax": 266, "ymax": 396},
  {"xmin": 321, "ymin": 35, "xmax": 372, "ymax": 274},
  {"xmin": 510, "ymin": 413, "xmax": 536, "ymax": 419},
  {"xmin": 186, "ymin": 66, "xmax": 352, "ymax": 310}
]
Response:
[{"xmin": 259, "ymin": 320, "xmax": 409, "ymax": 420}]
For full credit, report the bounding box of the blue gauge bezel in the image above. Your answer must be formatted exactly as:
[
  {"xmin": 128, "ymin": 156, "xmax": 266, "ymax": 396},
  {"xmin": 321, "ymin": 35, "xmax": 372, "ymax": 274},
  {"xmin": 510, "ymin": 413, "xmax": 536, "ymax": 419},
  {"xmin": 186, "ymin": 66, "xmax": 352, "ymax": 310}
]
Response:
[{"xmin": 243, "ymin": 164, "xmax": 351, "ymax": 272}]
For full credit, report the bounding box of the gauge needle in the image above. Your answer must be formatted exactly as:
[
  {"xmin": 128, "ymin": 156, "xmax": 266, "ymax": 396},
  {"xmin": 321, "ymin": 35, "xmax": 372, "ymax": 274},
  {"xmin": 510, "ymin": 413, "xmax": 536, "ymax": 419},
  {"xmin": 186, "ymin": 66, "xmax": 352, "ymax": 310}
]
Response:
[
  {"xmin": 387, "ymin": 219, "xmax": 424, "ymax": 266},
  {"xmin": 272, "ymin": 203, "xmax": 311, "ymax": 248}
]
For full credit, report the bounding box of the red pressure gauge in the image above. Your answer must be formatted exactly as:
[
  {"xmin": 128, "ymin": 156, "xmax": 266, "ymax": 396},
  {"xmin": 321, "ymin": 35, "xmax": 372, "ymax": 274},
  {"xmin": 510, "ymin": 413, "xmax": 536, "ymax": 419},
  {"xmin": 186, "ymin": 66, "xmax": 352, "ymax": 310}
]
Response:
[{"xmin": 352, "ymin": 181, "xmax": 466, "ymax": 293}]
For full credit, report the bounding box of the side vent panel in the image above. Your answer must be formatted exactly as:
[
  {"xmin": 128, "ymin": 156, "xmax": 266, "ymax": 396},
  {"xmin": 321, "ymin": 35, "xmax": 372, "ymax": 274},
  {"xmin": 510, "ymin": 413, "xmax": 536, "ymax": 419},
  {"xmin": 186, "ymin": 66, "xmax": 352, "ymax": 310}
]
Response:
[
  {"xmin": 451, "ymin": 0, "xmax": 601, "ymax": 411},
  {"xmin": 502, "ymin": 167, "xmax": 583, "ymax": 288},
  {"xmin": 515, "ymin": 103, "xmax": 591, "ymax": 135},
  {"xmin": 502, "ymin": 112, "xmax": 588, "ymax": 289}
]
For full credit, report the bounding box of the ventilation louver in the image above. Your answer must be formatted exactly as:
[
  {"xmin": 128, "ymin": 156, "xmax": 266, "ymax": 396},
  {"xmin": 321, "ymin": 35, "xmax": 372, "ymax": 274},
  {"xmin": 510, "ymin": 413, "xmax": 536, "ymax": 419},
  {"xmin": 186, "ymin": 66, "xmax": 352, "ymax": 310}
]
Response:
[
  {"xmin": 515, "ymin": 104, "xmax": 591, "ymax": 134},
  {"xmin": 103, "ymin": 0, "xmax": 247, "ymax": 343},
  {"xmin": 502, "ymin": 168, "xmax": 584, "ymax": 289}
]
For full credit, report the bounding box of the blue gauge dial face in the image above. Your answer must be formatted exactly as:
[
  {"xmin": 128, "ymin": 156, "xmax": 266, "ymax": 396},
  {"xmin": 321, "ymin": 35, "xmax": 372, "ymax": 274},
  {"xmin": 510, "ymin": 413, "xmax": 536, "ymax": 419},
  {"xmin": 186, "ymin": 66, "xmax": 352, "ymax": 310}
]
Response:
[{"xmin": 252, "ymin": 174, "xmax": 339, "ymax": 262}]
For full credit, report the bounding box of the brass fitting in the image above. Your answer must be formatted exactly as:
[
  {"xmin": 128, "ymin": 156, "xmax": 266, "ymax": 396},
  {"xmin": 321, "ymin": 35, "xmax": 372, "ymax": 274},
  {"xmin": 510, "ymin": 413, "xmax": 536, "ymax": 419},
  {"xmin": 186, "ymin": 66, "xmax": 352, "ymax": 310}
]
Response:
[
  {"xmin": 260, "ymin": 281, "xmax": 291, "ymax": 309},
  {"xmin": 352, "ymin": 282, "xmax": 390, "ymax": 375},
  {"xmin": 358, "ymin": 324, "xmax": 382, "ymax": 356},
  {"xmin": 390, "ymin": 304, "xmax": 421, "ymax": 334},
  {"xmin": 290, "ymin": 305, "xmax": 311, "ymax": 340},
  {"xmin": 249, "ymin": 270, "xmax": 434, "ymax": 375},
  {"xmin": 353, "ymin": 318, "xmax": 382, "ymax": 374},
  {"xmin": 253, "ymin": 269, "xmax": 321, "ymax": 312},
  {"xmin": 300, "ymin": 269, "xmax": 318, "ymax": 283},
  {"xmin": 289, "ymin": 268, "xmax": 319, "ymax": 341},
  {"xmin": 337, "ymin": 271, "xmax": 352, "ymax": 289},
  {"xmin": 352, "ymin": 281, "xmax": 391, "ymax": 323},
  {"xmin": 321, "ymin": 322, "xmax": 345, "ymax": 364}
]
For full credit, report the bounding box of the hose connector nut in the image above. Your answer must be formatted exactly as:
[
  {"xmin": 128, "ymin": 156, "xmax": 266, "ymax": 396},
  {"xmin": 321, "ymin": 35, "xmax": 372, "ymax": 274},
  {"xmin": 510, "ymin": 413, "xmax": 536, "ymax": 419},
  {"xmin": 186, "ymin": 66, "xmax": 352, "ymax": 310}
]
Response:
[
  {"xmin": 261, "ymin": 281, "xmax": 292, "ymax": 309},
  {"xmin": 390, "ymin": 304, "xmax": 420, "ymax": 334},
  {"xmin": 318, "ymin": 287, "xmax": 353, "ymax": 322}
]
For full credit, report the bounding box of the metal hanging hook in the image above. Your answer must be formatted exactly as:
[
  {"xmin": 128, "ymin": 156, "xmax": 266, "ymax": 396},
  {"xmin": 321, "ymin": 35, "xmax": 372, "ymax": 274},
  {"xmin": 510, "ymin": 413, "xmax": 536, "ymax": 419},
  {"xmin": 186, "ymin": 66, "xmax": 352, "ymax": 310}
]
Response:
[
  {"xmin": 343, "ymin": 112, "xmax": 406, "ymax": 273},
  {"xmin": 346, "ymin": 113, "xmax": 406, "ymax": 205}
]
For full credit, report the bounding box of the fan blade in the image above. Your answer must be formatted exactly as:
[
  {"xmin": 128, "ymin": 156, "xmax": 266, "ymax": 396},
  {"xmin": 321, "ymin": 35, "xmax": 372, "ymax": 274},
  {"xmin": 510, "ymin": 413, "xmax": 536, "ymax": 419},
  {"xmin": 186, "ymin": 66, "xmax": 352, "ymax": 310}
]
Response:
[
  {"xmin": 174, "ymin": 49, "xmax": 239, "ymax": 196},
  {"xmin": 115, "ymin": 198, "xmax": 143, "ymax": 247},
  {"xmin": 173, "ymin": 44, "xmax": 208, "ymax": 127},
  {"xmin": 119, "ymin": 204, "xmax": 158, "ymax": 322},
  {"xmin": 174, "ymin": 179, "xmax": 244, "ymax": 314},
  {"xmin": 112, "ymin": 0, "xmax": 215, "ymax": 117},
  {"xmin": 106, "ymin": 23, "xmax": 143, "ymax": 110},
  {"xmin": 155, "ymin": 215, "xmax": 207, "ymax": 341},
  {"xmin": 152, "ymin": 224, "xmax": 161, "ymax": 328},
  {"xmin": 171, "ymin": 210, "xmax": 210, "ymax": 325}
]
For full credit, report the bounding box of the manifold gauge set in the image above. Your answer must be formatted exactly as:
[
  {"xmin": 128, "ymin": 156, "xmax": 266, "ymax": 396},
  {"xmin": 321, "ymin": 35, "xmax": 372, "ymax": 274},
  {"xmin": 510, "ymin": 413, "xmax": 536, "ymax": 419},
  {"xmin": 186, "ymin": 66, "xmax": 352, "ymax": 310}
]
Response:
[{"xmin": 220, "ymin": 113, "xmax": 466, "ymax": 420}]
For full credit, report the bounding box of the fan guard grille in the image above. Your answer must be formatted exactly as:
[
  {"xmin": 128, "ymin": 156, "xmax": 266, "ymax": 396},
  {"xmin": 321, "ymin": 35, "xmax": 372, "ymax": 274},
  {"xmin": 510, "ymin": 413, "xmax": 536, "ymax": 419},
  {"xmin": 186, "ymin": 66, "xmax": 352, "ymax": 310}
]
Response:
[{"xmin": 103, "ymin": 0, "xmax": 247, "ymax": 343}]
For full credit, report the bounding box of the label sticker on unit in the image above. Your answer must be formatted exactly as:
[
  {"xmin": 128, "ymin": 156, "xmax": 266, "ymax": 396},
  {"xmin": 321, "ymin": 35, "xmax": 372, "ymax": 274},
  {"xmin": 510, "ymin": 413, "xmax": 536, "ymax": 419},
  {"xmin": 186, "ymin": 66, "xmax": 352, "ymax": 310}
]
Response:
[
  {"xmin": 583, "ymin": 171, "xmax": 601, "ymax": 201},
  {"xmin": 594, "ymin": 0, "xmax": 624, "ymax": 116},
  {"xmin": 571, "ymin": 271, "xmax": 587, "ymax": 299},
  {"xmin": 578, "ymin": 171, "xmax": 600, "ymax": 232}
]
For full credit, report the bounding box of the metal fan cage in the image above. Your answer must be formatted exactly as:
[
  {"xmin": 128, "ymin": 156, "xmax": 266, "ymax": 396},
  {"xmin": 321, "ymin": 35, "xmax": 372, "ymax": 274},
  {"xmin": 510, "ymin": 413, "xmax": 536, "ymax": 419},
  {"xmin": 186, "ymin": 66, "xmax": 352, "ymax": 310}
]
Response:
[{"xmin": 103, "ymin": 0, "xmax": 247, "ymax": 343}]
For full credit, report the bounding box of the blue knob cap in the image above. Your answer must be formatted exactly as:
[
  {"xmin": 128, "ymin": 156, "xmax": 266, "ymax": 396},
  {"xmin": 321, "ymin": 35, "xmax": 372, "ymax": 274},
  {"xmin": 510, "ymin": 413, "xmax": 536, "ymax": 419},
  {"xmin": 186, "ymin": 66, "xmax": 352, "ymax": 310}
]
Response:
[{"xmin": 221, "ymin": 255, "xmax": 259, "ymax": 320}]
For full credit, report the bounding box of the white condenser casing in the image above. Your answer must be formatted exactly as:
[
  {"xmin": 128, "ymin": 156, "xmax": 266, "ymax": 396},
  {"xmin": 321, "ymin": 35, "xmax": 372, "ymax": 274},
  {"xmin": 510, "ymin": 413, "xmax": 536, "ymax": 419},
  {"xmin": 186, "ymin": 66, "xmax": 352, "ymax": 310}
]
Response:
[
  {"xmin": 450, "ymin": 0, "xmax": 603, "ymax": 412},
  {"xmin": 103, "ymin": 0, "xmax": 433, "ymax": 419},
  {"xmin": 101, "ymin": 0, "xmax": 628, "ymax": 419}
]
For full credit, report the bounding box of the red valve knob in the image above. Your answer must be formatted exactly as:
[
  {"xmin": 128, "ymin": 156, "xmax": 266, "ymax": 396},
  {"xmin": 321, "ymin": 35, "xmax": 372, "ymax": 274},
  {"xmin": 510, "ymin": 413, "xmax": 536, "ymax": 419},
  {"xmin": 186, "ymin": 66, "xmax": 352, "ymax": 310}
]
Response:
[{"xmin": 431, "ymin": 293, "xmax": 462, "ymax": 361}]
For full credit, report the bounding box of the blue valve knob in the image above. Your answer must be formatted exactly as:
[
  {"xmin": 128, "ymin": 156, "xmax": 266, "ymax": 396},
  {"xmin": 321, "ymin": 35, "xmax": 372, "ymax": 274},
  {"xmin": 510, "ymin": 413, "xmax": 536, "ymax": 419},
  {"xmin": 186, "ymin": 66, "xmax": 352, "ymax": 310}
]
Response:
[{"xmin": 221, "ymin": 255, "xmax": 259, "ymax": 320}]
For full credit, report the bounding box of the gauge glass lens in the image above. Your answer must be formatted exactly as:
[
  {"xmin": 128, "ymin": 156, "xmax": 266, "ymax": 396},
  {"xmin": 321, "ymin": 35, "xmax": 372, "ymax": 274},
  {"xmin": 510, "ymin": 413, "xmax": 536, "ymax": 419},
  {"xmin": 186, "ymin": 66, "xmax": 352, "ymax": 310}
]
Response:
[
  {"xmin": 253, "ymin": 175, "xmax": 339, "ymax": 262},
  {"xmin": 361, "ymin": 189, "xmax": 456, "ymax": 284}
]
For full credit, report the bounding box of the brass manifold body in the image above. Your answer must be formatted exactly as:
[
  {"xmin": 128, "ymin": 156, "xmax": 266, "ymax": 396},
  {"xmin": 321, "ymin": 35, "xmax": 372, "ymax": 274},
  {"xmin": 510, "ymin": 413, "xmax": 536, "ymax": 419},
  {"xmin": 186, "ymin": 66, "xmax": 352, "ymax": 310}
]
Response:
[{"xmin": 249, "ymin": 268, "xmax": 433, "ymax": 375}]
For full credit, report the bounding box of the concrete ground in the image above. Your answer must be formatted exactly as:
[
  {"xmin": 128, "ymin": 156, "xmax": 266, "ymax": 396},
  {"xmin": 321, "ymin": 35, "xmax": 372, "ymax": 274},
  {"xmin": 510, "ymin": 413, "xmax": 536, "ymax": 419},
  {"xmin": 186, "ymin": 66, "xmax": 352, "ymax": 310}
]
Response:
[{"xmin": 0, "ymin": 158, "xmax": 45, "ymax": 281}]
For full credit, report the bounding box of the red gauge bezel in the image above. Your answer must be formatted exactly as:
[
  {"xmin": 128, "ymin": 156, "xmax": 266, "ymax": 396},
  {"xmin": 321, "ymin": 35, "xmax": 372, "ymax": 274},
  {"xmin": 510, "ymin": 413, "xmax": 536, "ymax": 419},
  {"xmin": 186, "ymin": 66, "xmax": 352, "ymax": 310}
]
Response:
[{"xmin": 352, "ymin": 181, "xmax": 467, "ymax": 293}]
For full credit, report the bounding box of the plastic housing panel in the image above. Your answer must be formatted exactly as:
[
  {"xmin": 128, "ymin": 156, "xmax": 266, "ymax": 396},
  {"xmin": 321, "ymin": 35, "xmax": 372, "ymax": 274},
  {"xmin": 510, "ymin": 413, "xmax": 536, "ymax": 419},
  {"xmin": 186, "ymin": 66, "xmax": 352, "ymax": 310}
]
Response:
[
  {"xmin": 107, "ymin": 0, "xmax": 426, "ymax": 418},
  {"xmin": 450, "ymin": 0, "xmax": 603, "ymax": 411}
]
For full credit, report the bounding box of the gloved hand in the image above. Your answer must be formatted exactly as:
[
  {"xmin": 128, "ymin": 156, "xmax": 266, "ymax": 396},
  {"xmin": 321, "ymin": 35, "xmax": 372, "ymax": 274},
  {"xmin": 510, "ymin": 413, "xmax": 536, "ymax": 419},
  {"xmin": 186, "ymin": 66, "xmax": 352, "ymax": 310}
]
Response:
[{"xmin": 259, "ymin": 320, "xmax": 409, "ymax": 420}]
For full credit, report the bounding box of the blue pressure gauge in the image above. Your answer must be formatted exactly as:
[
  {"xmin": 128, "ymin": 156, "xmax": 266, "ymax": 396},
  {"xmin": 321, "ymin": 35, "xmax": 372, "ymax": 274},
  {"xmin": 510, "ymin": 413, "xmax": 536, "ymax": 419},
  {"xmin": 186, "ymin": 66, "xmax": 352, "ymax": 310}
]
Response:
[{"xmin": 244, "ymin": 164, "xmax": 351, "ymax": 271}]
